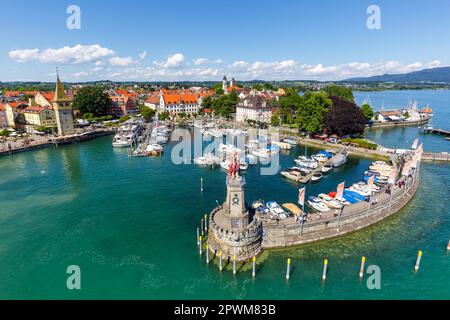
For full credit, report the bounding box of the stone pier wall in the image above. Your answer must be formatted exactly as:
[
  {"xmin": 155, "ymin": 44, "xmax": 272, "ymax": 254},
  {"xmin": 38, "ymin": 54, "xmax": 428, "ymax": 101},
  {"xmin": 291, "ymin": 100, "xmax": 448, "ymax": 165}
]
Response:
[{"xmin": 261, "ymin": 176, "xmax": 420, "ymax": 249}]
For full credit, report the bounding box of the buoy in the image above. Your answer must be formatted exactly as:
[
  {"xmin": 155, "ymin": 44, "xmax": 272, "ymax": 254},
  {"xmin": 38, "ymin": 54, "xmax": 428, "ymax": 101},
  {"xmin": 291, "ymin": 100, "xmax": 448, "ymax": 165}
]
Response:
[
  {"xmin": 206, "ymin": 244, "xmax": 210, "ymax": 264},
  {"xmin": 322, "ymin": 259, "xmax": 328, "ymax": 281},
  {"xmin": 233, "ymin": 255, "xmax": 237, "ymax": 275},
  {"xmin": 415, "ymin": 250, "xmax": 422, "ymax": 272},
  {"xmin": 199, "ymin": 236, "xmax": 202, "ymax": 255},
  {"xmin": 286, "ymin": 258, "xmax": 291, "ymax": 281},
  {"xmin": 219, "ymin": 252, "xmax": 223, "ymax": 271},
  {"xmin": 252, "ymin": 256, "xmax": 256, "ymax": 278},
  {"xmin": 359, "ymin": 256, "xmax": 366, "ymax": 279}
]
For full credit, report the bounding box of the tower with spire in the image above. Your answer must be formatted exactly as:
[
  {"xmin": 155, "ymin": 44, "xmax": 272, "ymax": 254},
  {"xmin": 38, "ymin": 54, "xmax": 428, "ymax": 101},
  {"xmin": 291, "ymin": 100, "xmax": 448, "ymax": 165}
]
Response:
[
  {"xmin": 52, "ymin": 70, "xmax": 74, "ymax": 136},
  {"xmin": 222, "ymin": 75, "xmax": 228, "ymax": 94}
]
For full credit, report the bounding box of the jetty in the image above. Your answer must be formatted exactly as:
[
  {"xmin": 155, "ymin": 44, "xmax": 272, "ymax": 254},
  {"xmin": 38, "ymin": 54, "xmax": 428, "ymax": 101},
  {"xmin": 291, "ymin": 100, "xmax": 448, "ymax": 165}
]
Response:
[
  {"xmin": 422, "ymin": 127, "xmax": 450, "ymax": 136},
  {"xmin": 206, "ymin": 151, "xmax": 420, "ymax": 262}
]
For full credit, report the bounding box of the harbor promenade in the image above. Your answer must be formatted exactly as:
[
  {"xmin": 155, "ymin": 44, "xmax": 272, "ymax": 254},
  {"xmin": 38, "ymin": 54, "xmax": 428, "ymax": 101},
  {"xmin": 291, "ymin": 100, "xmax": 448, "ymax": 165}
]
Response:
[{"xmin": 260, "ymin": 174, "xmax": 419, "ymax": 249}]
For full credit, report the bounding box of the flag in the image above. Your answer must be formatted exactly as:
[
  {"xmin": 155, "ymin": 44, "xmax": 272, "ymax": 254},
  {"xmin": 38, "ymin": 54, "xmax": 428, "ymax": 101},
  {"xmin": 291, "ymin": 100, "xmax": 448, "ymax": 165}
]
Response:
[
  {"xmin": 336, "ymin": 182, "xmax": 345, "ymax": 200},
  {"xmin": 401, "ymin": 161, "xmax": 411, "ymax": 176},
  {"xmin": 367, "ymin": 175, "xmax": 375, "ymax": 190},
  {"xmin": 412, "ymin": 138, "xmax": 419, "ymax": 150},
  {"xmin": 417, "ymin": 143, "xmax": 423, "ymax": 153},
  {"xmin": 388, "ymin": 170, "xmax": 397, "ymax": 185},
  {"xmin": 298, "ymin": 188, "xmax": 305, "ymax": 207}
]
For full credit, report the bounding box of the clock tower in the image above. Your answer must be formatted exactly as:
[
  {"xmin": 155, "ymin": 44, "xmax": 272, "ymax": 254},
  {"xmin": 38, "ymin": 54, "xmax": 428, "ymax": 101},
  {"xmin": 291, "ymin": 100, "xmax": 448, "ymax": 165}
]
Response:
[{"xmin": 52, "ymin": 71, "xmax": 74, "ymax": 136}]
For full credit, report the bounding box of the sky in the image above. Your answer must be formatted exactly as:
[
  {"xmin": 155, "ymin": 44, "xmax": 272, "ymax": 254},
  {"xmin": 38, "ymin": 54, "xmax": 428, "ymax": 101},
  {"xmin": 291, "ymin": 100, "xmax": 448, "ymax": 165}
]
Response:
[{"xmin": 1, "ymin": 0, "xmax": 450, "ymax": 82}]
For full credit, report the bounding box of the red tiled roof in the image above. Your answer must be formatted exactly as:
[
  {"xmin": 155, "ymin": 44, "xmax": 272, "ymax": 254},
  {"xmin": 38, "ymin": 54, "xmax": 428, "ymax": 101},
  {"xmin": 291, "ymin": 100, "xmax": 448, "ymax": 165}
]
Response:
[
  {"xmin": 146, "ymin": 95, "xmax": 160, "ymax": 104},
  {"xmin": 24, "ymin": 106, "xmax": 47, "ymax": 113},
  {"xmin": 41, "ymin": 92, "xmax": 55, "ymax": 102},
  {"xmin": 379, "ymin": 110, "xmax": 402, "ymax": 116},
  {"xmin": 163, "ymin": 92, "xmax": 198, "ymax": 105},
  {"xmin": 7, "ymin": 101, "xmax": 29, "ymax": 108}
]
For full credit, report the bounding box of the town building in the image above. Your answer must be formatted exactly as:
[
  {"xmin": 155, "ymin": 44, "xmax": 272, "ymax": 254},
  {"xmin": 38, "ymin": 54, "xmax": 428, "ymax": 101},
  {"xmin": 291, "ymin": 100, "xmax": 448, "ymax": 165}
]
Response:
[
  {"xmin": 4, "ymin": 101, "xmax": 29, "ymax": 129},
  {"xmin": 0, "ymin": 102, "xmax": 8, "ymax": 128},
  {"xmin": 52, "ymin": 73, "xmax": 75, "ymax": 136},
  {"xmin": 236, "ymin": 94, "xmax": 274, "ymax": 123},
  {"xmin": 375, "ymin": 110, "xmax": 404, "ymax": 122},
  {"xmin": 159, "ymin": 90, "xmax": 200, "ymax": 114},
  {"xmin": 109, "ymin": 89, "xmax": 139, "ymax": 116},
  {"xmin": 23, "ymin": 106, "xmax": 56, "ymax": 128}
]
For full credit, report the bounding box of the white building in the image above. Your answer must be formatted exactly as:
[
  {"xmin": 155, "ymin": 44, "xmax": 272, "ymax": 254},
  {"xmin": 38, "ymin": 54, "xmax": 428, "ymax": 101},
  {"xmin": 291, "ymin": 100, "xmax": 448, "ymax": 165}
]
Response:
[
  {"xmin": 236, "ymin": 95, "xmax": 273, "ymax": 124},
  {"xmin": 159, "ymin": 90, "xmax": 200, "ymax": 114}
]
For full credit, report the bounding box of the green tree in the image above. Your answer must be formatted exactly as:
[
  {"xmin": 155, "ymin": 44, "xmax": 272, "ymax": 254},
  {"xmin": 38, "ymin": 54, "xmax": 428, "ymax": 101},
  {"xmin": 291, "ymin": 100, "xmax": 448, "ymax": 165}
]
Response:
[
  {"xmin": 119, "ymin": 115, "xmax": 130, "ymax": 123},
  {"xmin": 140, "ymin": 105, "xmax": 156, "ymax": 122},
  {"xmin": 73, "ymin": 86, "xmax": 112, "ymax": 117},
  {"xmin": 296, "ymin": 92, "xmax": 332, "ymax": 133},
  {"xmin": 158, "ymin": 111, "xmax": 169, "ymax": 121},
  {"xmin": 324, "ymin": 85, "xmax": 354, "ymax": 102},
  {"xmin": 360, "ymin": 104, "xmax": 374, "ymax": 121},
  {"xmin": 324, "ymin": 96, "xmax": 367, "ymax": 136}
]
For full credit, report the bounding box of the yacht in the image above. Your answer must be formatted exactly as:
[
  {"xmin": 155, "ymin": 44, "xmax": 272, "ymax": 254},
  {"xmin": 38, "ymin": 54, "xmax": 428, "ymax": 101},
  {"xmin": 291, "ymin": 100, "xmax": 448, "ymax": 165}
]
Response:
[
  {"xmin": 307, "ymin": 196, "xmax": 330, "ymax": 212},
  {"xmin": 294, "ymin": 157, "xmax": 319, "ymax": 169},
  {"xmin": 281, "ymin": 168, "xmax": 305, "ymax": 182},
  {"xmin": 318, "ymin": 193, "xmax": 344, "ymax": 209},
  {"xmin": 112, "ymin": 122, "xmax": 142, "ymax": 147},
  {"xmin": 194, "ymin": 153, "xmax": 220, "ymax": 167},
  {"xmin": 353, "ymin": 181, "xmax": 380, "ymax": 193},
  {"xmin": 346, "ymin": 186, "xmax": 371, "ymax": 198},
  {"xmin": 311, "ymin": 172, "xmax": 323, "ymax": 182},
  {"xmin": 321, "ymin": 164, "xmax": 333, "ymax": 173},
  {"xmin": 330, "ymin": 152, "xmax": 348, "ymax": 168},
  {"xmin": 312, "ymin": 154, "xmax": 328, "ymax": 163},
  {"xmin": 266, "ymin": 201, "xmax": 288, "ymax": 218}
]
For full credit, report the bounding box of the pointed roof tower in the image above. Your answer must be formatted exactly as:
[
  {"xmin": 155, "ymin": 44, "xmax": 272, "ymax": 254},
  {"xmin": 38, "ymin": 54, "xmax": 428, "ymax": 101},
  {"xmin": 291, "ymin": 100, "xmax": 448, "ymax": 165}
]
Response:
[{"xmin": 53, "ymin": 68, "xmax": 70, "ymax": 102}]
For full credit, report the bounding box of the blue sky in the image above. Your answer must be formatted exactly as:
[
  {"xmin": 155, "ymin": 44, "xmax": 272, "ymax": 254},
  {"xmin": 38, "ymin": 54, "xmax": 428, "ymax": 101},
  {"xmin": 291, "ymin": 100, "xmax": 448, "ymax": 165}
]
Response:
[{"xmin": 1, "ymin": 0, "xmax": 450, "ymax": 82}]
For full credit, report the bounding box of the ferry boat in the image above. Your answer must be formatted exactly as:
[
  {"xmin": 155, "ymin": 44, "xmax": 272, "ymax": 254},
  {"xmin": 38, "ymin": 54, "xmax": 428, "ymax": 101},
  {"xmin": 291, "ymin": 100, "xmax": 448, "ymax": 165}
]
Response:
[
  {"xmin": 318, "ymin": 193, "xmax": 344, "ymax": 209},
  {"xmin": 307, "ymin": 196, "xmax": 330, "ymax": 212}
]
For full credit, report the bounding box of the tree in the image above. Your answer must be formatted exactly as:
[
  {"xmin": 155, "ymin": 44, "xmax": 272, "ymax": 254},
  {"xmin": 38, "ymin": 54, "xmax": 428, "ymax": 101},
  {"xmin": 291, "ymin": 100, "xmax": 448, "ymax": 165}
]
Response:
[
  {"xmin": 140, "ymin": 105, "xmax": 156, "ymax": 122},
  {"xmin": 72, "ymin": 86, "xmax": 112, "ymax": 117},
  {"xmin": 324, "ymin": 85, "xmax": 355, "ymax": 102},
  {"xmin": 296, "ymin": 92, "xmax": 332, "ymax": 133},
  {"xmin": 360, "ymin": 104, "xmax": 374, "ymax": 121},
  {"xmin": 158, "ymin": 111, "xmax": 169, "ymax": 121},
  {"xmin": 324, "ymin": 96, "xmax": 367, "ymax": 136}
]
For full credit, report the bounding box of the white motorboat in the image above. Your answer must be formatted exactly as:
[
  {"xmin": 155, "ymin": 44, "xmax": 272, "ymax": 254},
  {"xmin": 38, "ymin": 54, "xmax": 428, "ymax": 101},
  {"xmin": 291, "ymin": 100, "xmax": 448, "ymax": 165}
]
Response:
[
  {"xmin": 294, "ymin": 158, "xmax": 319, "ymax": 169},
  {"xmin": 330, "ymin": 152, "xmax": 348, "ymax": 168},
  {"xmin": 346, "ymin": 186, "xmax": 372, "ymax": 198},
  {"xmin": 311, "ymin": 172, "xmax": 323, "ymax": 182},
  {"xmin": 112, "ymin": 122, "xmax": 142, "ymax": 147},
  {"xmin": 352, "ymin": 182, "xmax": 380, "ymax": 194},
  {"xmin": 271, "ymin": 141, "xmax": 292, "ymax": 150},
  {"xmin": 321, "ymin": 164, "xmax": 333, "ymax": 173},
  {"xmin": 194, "ymin": 153, "xmax": 220, "ymax": 167},
  {"xmin": 283, "ymin": 138, "xmax": 297, "ymax": 145},
  {"xmin": 307, "ymin": 196, "xmax": 330, "ymax": 212},
  {"xmin": 318, "ymin": 193, "xmax": 343, "ymax": 209},
  {"xmin": 252, "ymin": 148, "xmax": 273, "ymax": 159},
  {"xmin": 281, "ymin": 168, "xmax": 305, "ymax": 182},
  {"xmin": 266, "ymin": 201, "xmax": 288, "ymax": 218},
  {"xmin": 312, "ymin": 154, "xmax": 328, "ymax": 163}
]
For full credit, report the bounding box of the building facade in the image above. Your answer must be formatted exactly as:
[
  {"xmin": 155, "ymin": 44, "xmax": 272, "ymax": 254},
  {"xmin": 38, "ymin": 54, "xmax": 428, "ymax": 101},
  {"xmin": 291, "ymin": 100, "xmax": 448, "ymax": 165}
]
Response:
[{"xmin": 236, "ymin": 95, "xmax": 273, "ymax": 124}]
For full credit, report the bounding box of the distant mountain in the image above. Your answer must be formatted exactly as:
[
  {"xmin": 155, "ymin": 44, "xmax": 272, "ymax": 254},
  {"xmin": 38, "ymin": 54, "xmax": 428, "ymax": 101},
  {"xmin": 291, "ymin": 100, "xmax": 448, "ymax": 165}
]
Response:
[{"xmin": 344, "ymin": 67, "xmax": 450, "ymax": 83}]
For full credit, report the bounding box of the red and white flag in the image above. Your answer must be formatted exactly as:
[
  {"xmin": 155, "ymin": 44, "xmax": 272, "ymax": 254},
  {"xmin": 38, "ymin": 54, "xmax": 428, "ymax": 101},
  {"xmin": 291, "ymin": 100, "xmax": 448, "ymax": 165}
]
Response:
[
  {"xmin": 367, "ymin": 175, "xmax": 375, "ymax": 190},
  {"xmin": 298, "ymin": 188, "xmax": 305, "ymax": 206},
  {"xmin": 336, "ymin": 182, "xmax": 345, "ymax": 200}
]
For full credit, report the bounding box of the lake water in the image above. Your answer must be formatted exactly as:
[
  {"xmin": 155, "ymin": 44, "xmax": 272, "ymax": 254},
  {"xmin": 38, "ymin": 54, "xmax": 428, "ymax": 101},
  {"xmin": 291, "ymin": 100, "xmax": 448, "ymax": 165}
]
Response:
[{"xmin": 0, "ymin": 90, "xmax": 448, "ymax": 299}]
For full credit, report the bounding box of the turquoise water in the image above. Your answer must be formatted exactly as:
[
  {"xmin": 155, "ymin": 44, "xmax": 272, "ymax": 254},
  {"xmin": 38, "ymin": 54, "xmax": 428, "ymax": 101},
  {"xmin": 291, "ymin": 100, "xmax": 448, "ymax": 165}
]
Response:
[{"xmin": 0, "ymin": 90, "xmax": 449, "ymax": 299}]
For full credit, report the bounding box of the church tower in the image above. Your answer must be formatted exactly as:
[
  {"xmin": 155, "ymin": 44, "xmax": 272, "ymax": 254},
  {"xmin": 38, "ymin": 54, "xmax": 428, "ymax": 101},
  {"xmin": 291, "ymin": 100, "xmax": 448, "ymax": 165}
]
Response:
[
  {"xmin": 52, "ymin": 71, "xmax": 74, "ymax": 136},
  {"xmin": 222, "ymin": 75, "xmax": 228, "ymax": 94}
]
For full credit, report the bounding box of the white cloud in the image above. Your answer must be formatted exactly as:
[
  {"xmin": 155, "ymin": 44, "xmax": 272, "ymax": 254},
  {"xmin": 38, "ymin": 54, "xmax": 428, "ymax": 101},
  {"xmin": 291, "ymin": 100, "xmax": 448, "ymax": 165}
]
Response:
[
  {"xmin": 193, "ymin": 58, "xmax": 223, "ymax": 65},
  {"xmin": 162, "ymin": 53, "xmax": 185, "ymax": 68},
  {"xmin": 109, "ymin": 56, "xmax": 135, "ymax": 67},
  {"xmin": 72, "ymin": 71, "xmax": 89, "ymax": 78},
  {"xmin": 9, "ymin": 44, "xmax": 115, "ymax": 65}
]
